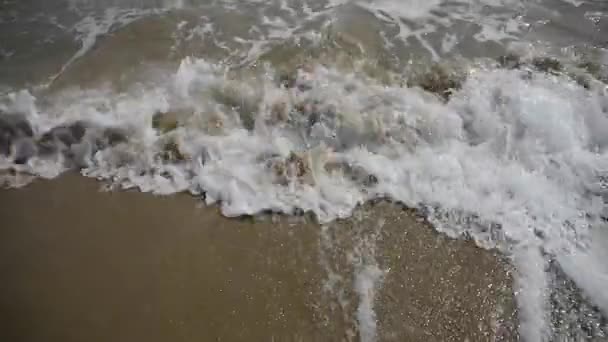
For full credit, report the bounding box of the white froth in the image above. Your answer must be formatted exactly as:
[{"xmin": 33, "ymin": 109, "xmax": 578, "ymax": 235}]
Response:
[
  {"xmin": 560, "ymin": 0, "xmax": 585, "ymax": 7},
  {"xmin": 2, "ymin": 54, "xmax": 608, "ymax": 340},
  {"xmin": 358, "ymin": 0, "xmax": 443, "ymax": 21},
  {"xmin": 5, "ymin": 58, "xmax": 608, "ymax": 238},
  {"xmin": 354, "ymin": 264, "xmax": 384, "ymax": 342},
  {"xmin": 49, "ymin": 7, "xmax": 158, "ymax": 86},
  {"xmin": 319, "ymin": 220, "xmax": 386, "ymax": 342},
  {"xmin": 513, "ymin": 247, "xmax": 549, "ymax": 341},
  {"xmin": 355, "ymin": 0, "xmax": 531, "ymax": 57},
  {"xmin": 351, "ymin": 219, "xmax": 385, "ymax": 342},
  {"xmin": 558, "ymin": 227, "xmax": 608, "ymax": 317}
]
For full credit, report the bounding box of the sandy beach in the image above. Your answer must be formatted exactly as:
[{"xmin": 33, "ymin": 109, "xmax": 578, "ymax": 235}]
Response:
[{"xmin": 0, "ymin": 175, "xmax": 516, "ymax": 341}]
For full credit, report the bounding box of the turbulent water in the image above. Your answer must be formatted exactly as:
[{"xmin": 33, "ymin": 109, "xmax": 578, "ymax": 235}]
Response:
[{"xmin": 2, "ymin": 0, "xmax": 608, "ymax": 340}]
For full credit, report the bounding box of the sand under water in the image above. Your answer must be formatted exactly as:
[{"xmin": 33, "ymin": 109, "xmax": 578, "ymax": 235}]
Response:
[
  {"xmin": 0, "ymin": 174, "xmax": 516, "ymax": 342},
  {"xmin": 2, "ymin": 0, "xmax": 608, "ymax": 341}
]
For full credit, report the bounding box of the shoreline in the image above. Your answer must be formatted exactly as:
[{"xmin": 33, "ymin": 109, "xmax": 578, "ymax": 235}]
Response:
[{"xmin": 0, "ymin": 174, "xmax": 517, "ymax": 341}]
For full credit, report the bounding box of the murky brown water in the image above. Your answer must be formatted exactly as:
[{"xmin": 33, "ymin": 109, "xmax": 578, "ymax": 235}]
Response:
[{"xmin": 0, "ymin": 175, "xmax": 515, "ymax": 341}]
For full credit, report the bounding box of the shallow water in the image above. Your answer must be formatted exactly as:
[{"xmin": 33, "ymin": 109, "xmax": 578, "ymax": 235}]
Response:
[
  {"xmin": 0, "ymin": 175, "xmax": 516, "ymax": 342},
  {"xmin": 1, "ymin": 0, "xmax": 608, "ymax": 340}
]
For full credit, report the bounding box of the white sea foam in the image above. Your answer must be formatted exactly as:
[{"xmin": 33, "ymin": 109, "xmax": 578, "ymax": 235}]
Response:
[
  {"xmin": 3, "ymin": 57, "xmax": 607, "ymax": 340},
  {"xmin": 355, "ymin": 0, "xmax": 530, "ymax": 57},
  {"xmin": 319, "ymin": 218, "xmax": 386, "ymax": 342},
  {"xmin": 3, "ymin": 65, "xmax": 607, "ymax": 211},
  {"xmin": 558, "ymin": 227, "xmax": 608, "ymax": 317},
  {"xmin": 351, "ymin": 219, "xmax": 385, "ymax": 342},
  {"xmin": 47, "ymin": 7, "xmax": 159, "ymax": 86}
]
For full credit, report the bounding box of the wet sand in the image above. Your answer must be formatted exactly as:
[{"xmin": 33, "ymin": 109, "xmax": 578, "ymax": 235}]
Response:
[{"xmin": 0, "ymin": 174, "xmax": 517, "ymax": 341}]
